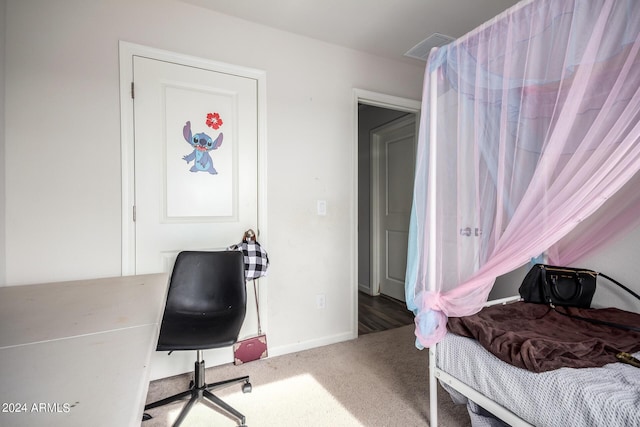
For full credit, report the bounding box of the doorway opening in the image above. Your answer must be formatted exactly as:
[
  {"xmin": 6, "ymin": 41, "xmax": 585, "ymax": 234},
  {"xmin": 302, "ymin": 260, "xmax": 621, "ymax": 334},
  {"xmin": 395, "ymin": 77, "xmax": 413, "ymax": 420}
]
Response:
[{"xmin": 354, "ymin": 90, "xmax": 420, "ymax": 335}]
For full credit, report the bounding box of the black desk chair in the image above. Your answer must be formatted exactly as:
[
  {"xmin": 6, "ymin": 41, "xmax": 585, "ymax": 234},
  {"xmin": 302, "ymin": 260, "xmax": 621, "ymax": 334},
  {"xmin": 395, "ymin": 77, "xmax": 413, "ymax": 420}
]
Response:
[{"xmin": 144, "ymin": 250, "xmax": 251, "ymax": 427}]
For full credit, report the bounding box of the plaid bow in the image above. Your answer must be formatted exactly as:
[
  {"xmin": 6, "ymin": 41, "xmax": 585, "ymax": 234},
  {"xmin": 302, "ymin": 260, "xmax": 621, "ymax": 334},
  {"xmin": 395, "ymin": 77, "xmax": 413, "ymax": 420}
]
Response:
[{"xmin": 229, "ymin": 239, "xmax": 269, "ymax": 280}]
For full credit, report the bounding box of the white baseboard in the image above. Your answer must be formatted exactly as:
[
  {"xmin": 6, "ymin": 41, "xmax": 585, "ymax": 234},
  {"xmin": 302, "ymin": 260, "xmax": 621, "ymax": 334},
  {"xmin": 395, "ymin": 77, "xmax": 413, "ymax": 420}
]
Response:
[{"xmin": 267, "ymin": 330, "xmax": 356, "ymax": 358}]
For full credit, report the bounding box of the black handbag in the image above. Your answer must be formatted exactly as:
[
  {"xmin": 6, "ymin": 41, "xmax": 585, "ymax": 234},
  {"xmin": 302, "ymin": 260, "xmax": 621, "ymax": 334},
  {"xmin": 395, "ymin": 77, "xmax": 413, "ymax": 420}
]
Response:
[
  {"xmin": 519, "ymin": 264, "xmax": 597, "ymax": 308},
  {"xmin": 519, "ymin": 263, "xmax": 640, "ymax": 332}
]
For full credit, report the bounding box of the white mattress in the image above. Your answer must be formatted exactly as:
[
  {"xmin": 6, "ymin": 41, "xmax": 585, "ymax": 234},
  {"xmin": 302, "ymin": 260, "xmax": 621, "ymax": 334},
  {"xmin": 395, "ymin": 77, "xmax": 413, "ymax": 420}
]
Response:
[{"xmin": 437, "ymin": 332, "xmax": 640, "ymax": 427}]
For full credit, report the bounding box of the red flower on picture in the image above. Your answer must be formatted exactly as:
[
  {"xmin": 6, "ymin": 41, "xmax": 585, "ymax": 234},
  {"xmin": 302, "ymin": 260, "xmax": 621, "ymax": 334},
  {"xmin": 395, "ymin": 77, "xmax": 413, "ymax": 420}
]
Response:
[{"xmin": 206, "ymin": 112, "xmax": 223, "ymax": 130}]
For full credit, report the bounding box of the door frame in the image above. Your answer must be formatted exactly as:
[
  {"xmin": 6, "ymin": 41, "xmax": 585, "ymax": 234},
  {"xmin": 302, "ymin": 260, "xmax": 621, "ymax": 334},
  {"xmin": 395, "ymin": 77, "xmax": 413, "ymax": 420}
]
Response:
[
  {"xmin": 119, "ymin": 41, "xmax": 268, "ymax": 275},
  {"xmin": 353, "ymin": 89, "xmax": 420, "ymax": 332},
  {"xmin": 371, "ymin": 114, "xmax": 417, "ymax": 300}
]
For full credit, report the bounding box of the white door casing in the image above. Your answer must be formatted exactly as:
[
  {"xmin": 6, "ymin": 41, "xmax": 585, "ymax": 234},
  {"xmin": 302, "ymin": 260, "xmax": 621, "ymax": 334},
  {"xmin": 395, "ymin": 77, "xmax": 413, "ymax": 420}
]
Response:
[
  {"xmin": 372, "ymin": 114, "xmax": 417, "ymax": 302},
  {"xmin": 353, "ymin": 89, "xmax": 420, "ymax": 336},
  {"xmin": 119, "ymin": 42, "xmax": 267, "ymax": 380}
]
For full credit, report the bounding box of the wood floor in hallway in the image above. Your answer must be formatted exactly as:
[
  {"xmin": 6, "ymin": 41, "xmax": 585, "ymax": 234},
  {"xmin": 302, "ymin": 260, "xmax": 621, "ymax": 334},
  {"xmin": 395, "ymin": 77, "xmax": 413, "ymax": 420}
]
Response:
[{"xmin": 358, "ymin": 292, "xmax": 414, "ymax": 336}]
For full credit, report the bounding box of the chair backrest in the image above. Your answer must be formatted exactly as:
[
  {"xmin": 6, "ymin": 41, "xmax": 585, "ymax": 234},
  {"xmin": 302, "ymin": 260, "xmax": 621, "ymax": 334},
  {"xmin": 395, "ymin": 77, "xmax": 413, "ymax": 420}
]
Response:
[{"xmin": 157, "ymin": 250, "xmax": 247, "ymax": 351}]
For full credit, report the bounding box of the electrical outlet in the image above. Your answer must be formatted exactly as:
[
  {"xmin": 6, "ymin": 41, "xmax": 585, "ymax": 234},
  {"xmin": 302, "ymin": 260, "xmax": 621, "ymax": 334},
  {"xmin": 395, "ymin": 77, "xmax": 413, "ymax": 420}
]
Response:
[{"xmin": 316, "ymin": 294, "xmax": 326, "ymax": 309}]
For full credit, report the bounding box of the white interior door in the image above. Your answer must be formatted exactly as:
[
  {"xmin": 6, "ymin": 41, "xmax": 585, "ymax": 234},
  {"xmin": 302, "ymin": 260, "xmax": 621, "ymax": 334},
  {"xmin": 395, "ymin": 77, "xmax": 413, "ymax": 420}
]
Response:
[
  {"xmin": 131, "ymin": 54, "xmax": 260, "ymax": 379},
  {"xmin": 374, "ymin": 115, "xmax": 416, "ymax": 301},
  {"xmin": 133, "ymin": 56, "xmax": 258, "ymax": 273}
]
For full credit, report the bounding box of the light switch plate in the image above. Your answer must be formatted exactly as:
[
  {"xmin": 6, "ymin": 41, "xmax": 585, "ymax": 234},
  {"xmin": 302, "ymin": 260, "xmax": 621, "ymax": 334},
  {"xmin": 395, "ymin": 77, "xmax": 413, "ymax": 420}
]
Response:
[{"xmin": 317, "ymin": 200, "xmax": 327, "ymax": 216}]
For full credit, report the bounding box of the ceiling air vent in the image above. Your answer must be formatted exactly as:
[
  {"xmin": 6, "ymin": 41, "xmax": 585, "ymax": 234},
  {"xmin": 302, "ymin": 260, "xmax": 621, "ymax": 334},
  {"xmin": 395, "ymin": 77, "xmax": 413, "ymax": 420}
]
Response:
[{"xmin": 404, "ymin": 33, "xmax": 455, "ymax": 61}]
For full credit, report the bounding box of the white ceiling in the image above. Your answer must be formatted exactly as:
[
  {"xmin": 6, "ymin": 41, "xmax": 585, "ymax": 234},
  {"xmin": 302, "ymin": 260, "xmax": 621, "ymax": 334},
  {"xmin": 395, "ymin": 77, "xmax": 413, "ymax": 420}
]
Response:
[{"xmin": 180, "ymin": 0, "xmax": 521, "ymax": 64}]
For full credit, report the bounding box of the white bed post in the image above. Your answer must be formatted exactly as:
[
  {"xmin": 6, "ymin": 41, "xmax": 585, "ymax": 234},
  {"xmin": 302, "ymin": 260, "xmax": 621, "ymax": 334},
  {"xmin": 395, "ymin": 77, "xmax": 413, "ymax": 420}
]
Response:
[{"xmin": 427, "ymin": 61, "xmax": 439, "ymax": 427}]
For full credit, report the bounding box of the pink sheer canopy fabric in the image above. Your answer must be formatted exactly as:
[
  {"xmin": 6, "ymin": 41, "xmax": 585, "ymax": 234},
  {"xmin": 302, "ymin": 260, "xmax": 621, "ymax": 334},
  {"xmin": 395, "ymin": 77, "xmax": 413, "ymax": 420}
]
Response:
[{"xmin": 405, "ymin": 0, "xmax": 640, "ymax": 348}]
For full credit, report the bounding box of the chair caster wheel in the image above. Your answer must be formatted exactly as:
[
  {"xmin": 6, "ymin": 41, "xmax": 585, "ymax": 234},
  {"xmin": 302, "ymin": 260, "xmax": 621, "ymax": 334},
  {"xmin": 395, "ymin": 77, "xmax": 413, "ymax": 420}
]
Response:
[{"xmin": 242, "ymin": 382, "xmax": 252, "ymax": 393}]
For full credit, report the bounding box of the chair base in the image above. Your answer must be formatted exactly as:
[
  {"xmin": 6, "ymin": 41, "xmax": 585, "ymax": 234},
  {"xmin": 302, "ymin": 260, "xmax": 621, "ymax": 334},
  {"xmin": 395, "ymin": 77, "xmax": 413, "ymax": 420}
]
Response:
[{"xmin": 143, "ymin": 351, "xmax": 251, "ymax": 427}]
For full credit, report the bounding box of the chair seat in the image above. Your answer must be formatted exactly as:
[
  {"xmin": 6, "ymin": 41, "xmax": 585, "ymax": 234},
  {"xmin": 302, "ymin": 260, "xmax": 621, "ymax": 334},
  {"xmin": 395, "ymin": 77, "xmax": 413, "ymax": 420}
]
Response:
[{"xmin": 157, "ymin": 310, "xmax": 245, "ymax": 351}]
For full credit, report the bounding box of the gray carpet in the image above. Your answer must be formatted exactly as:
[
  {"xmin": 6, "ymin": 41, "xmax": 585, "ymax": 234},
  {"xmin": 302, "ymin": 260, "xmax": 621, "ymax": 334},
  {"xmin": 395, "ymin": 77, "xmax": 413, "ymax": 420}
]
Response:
[{"xmin": 143, "ymin": 325, "xmax": 471, "ymax": 426}]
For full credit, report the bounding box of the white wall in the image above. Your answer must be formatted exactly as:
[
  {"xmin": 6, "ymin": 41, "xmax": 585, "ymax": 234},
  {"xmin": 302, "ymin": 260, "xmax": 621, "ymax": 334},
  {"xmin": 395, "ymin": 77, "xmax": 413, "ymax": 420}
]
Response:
[{"xmin": 3, "ymin": 0, "xmax": 424, "ymax": 368}]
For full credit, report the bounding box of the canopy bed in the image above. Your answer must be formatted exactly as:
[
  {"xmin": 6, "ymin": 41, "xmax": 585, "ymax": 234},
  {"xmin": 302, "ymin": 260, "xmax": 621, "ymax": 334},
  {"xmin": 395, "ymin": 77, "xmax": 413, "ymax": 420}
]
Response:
[{"xmin": 404, "ymin": 0, "xmax": 640, "ymax": 425}]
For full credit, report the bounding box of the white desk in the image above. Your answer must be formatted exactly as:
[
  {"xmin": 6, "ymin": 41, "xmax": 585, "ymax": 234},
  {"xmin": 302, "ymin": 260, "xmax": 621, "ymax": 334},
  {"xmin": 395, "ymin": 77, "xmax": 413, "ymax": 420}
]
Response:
[{"xmin": 0, "ymin": 273, "xmax": 169, "ymax": 427}]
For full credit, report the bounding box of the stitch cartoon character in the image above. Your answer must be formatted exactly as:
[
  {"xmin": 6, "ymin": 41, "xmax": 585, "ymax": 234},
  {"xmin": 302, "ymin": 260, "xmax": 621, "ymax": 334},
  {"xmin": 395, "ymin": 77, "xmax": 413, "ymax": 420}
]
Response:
[{"xmin": 182, "ymin": 121, "xmax": 223, "ymax": 174}]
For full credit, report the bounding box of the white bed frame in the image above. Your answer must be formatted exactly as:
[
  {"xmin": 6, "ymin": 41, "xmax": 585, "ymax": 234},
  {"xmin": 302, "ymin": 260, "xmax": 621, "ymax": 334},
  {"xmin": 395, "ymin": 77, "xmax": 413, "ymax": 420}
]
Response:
[{"xmin": 428, "ymin": 295, "xmax": 534, "ymax": 427}]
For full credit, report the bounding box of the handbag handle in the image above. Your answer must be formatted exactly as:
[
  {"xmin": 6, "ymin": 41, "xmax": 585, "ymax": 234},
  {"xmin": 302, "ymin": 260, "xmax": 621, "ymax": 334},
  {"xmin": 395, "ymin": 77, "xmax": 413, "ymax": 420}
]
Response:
[
  {"xmin": 547, "ymin": 272, "xmax": 583, "ymax": 303},
  {"xmin": 252, "ymin": 278, "xmax": 262, "ymax": 335},
  {"xmin": 598, "ymin": 272, "xmax": 640, "ymax": 301}
]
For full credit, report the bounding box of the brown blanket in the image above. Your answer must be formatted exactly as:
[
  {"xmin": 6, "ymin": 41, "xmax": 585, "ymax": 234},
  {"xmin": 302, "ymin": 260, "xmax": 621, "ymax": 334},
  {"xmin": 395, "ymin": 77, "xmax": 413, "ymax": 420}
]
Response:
[{"xmin": 447, "ymin": 301, "xmax": 640, "ymax": 372}]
